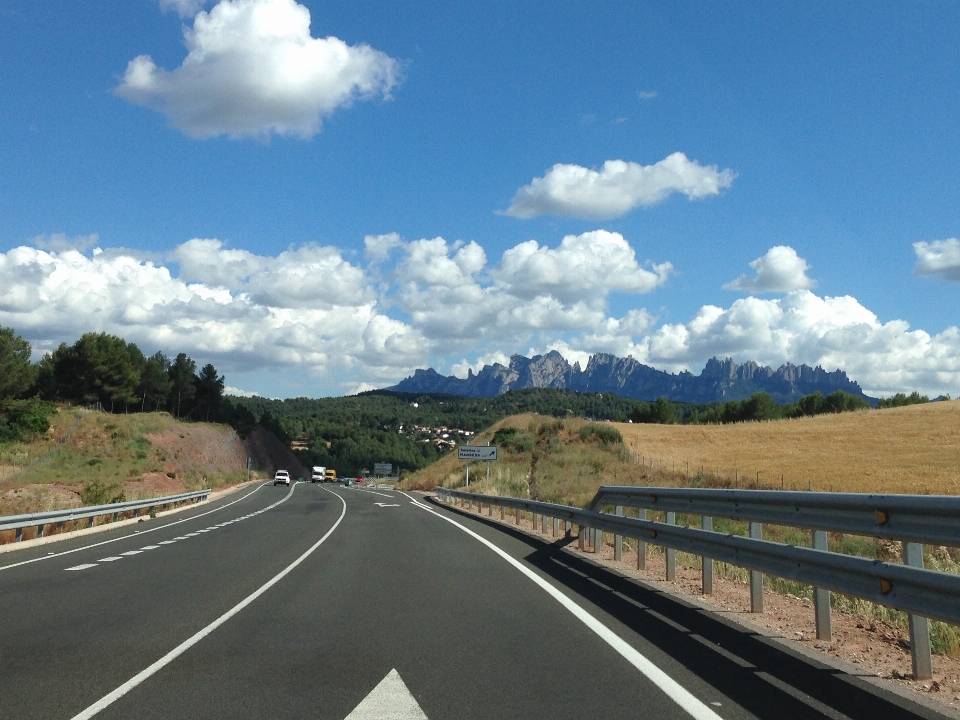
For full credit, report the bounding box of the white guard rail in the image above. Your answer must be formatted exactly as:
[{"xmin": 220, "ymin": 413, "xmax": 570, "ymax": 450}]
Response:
[
  {"xmin": 435, "ymin": 485, "xmax": 960, "ymax": 680},
  {"xmin": 0, "ymin": 490, "xmax": 210, "ymax": 543}
]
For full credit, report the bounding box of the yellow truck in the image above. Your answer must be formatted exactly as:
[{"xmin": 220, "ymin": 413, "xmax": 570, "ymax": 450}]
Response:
[{"xmin": 324, "ymin": 469, "xmax": 337, "ymax": 482}]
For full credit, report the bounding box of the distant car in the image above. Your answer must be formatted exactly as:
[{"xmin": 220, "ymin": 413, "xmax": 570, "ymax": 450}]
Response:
[{"xmin": 273, "ymin": 470, "xmax": 291, "ymax": 486}]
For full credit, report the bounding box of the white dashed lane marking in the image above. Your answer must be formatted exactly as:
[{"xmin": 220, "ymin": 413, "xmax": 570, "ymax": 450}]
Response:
[{"xmin": 63, "ymin": 484, "xmax": 298, "ymax": 571}]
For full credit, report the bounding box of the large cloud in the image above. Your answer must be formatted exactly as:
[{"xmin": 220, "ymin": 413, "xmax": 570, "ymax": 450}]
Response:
[
  {"xmin": 393, "ymin": 231, "xmax": 668, "ymax": 347},
  {"xmin": 626, "ymin": 291, "xmax": 960, "ymax": 397},
  {"xmin": 913, "ymin": 238, "xmax": 960, "ymax": 282},
  {"xmin": 4, "ymin": 233, "xmax": 959, "ymax": 398},
  {"xmin": 116, "ymin": 0, "xmax": 401, "ymax": 139},
  {"xmin": 723, "ymin": 245, "xmax": 816, "ymax": 293},
  {"xmin": 504, "ymin": 152, "xmax": 735, "ymax": 220},
  {"xmin": 0, "ymin": 230, "xmax": 668, "ymax": 390},
  {"xmin": 495, "ymin": 230, "xmax": 671, "ymax": 303}
]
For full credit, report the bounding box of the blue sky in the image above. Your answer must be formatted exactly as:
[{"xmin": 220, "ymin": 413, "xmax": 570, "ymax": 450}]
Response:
[{"xmin": 2, "ymin": 0, "xmax": 959, "ymax": 398}]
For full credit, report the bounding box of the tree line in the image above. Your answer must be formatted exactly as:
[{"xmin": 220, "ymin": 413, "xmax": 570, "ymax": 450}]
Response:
[{"xmin": 0, "ymin": 326, "xmax": 227, "ymax": 440}]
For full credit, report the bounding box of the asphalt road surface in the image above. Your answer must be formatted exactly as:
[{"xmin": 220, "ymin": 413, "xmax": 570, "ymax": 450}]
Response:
[{"xmin": 0, "ymin": 482, "xmax": 948, "ymax": 720}]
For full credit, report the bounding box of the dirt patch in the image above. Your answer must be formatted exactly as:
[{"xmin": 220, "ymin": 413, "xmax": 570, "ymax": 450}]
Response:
[
  {"xmin": 145, "ymin": 423, "xmax": 246, "ymax": 481},
  {"xmin": 122, "ymin": 472, "xmax": 188, "ymax": 500},
  {"xmin": 0, "ymin": 483, "xmax": 81, "ymax": 516}
]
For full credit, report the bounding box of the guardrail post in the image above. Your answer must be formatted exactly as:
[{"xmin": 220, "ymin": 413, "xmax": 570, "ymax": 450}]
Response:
[
  {"xmin": 665, "ymin": 512, "xmax": 676, "ymax": 580},
  {"xmin": 594, "ymin": 527, "xmax": 602, "ymax": 554},
  {"xmin": 488, "ymin": 503, "xmax": 492, "ymax": 517},
  {"xmin": 812, "ymin": 530, "xmax": 832, "ymax": 640},
  {"xmin": 701, "ymin": 516, "xmax": 714, "ymax": 594},
  {"xmin": 36, "ymin": 524, "xmax": 44, "ymax": 538},
  {"xmin": 88, "ymin": 516, "xmax": 94, "ymax": 527},
  {"xmin": 637, "ymin": 508, "xmax": 647, "ymax": 570},
  {"xmin": 515, "ymin": 508, "xmax": 521, "ymax": 526},
  {"xmin": 905, "ymin": 542, "xmax": 933, "ymax": 680},
  {"xmin": 578, "ymin": 525, "xmax": 585, "ymax": 551},
  {"xmin": 553, "ymin": 517, "xmax": 558, "ymax": 537},
  {"xmin": 541, "ymin": 514, "xmax": 547, "ymax": 534},
  {"xmin": 15, "ymin": 527, "xmax": 22, "ymax": 542},
  {"xmin": 565, "ymin": 520, "xmax": 571, "ymax": 538},
  {"xmin": 614, "ymin": 506, "xmax": 623, "ymax": 561},
  {"xmin": 750, "ymin": 522, "xmax": 764, "ymax": 612},
  {"xmin": 500, "ymin": 505, "xmax": 505, "ymax": 521}
]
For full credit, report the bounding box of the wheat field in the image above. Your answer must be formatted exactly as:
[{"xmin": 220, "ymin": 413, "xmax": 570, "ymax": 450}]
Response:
[{"xmin": 616, "ymin": 400, "xmax": 960, "ymax": 495}]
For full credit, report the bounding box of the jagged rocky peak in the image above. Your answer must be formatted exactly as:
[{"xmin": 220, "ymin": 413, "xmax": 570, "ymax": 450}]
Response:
[{"xmin": 389, "ymin": 352, "xmax": 869, "ymax": 404}]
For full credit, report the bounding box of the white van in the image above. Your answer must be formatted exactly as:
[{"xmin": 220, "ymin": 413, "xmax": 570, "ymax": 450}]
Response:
[{"xmin": 311, "ymin": 466, "xmax": 326, "ymax": 483}]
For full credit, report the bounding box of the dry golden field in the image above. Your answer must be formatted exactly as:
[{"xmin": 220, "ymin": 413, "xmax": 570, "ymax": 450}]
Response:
[{"xmin": 617, "ymin": 399, "xmax": 960, "ymax": 495}]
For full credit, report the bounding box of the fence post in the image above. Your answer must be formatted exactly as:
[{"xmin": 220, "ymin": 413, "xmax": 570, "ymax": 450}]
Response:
[
  {"xmin": 637, "ymin": 508, "xmax": 647, "ymax": 570},
  {"xmin": 614, "ymin": 506, "xmax": 623, "ymax": 561},
  {"xmin": 812, "ymin": 530, "xmax": 832, "ymax": 640},
  {"xmin": 905, "ymin": 542, "xmax": 933, "ymax": 680},
  {"xmin": 750, "ymin": 522, "xmax": 764, "ymax": 612},
  {"xmin": 701, "ymin": 516, "xmax": 714, "ymax": 594},
  {"xmin": 665, "ymin": 512, "xmax": 676, "ymax": 580}
]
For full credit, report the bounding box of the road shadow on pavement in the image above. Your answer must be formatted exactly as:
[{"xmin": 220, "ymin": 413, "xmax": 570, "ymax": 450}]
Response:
[{"xmin": 427, "ymin": 497, "xmax": 948, "ymax": 720}]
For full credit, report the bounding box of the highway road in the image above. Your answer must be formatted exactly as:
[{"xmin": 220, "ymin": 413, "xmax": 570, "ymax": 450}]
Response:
[{"xmin": 0, "ymin": 481, "xmax": 948, "ymax": 720}]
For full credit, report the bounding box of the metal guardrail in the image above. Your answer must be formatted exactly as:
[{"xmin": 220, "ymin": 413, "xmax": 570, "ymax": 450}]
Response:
[
  {"xmin": 588, "ymin": 486, "xmax": 960, "ymax": 547},
  {"xmin": 435, "ymin": 485, "xmax": 960, "ymax": 680},
  {"xmin": 0, "ymin": 490, "xmax": 210, "ymax": 542}
]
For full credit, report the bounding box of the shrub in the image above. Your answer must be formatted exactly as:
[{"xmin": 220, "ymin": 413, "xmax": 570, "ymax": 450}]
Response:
[
  {"xmin": 579, "ymin": 424, "xmax": 623, "ymax": 445},
  {"xmin": 878, "ymin": 391, "xmax": 929, "ymax": 409},
  {"xmin": 80, "ymin": 479, "xmax": 126, "ymax": 506},
  {"xmin": 0, "ymin": 400, "xmax": 55, "ymax": 443}
]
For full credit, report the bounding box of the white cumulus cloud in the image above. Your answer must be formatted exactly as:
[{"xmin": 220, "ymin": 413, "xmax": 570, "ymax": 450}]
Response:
[
  {"xmin": 629, "ymin": 290, "xmax": 960, "ymax": 397},
  {"xmin": 913, "ymin": 238, "xmax": 960, "ymax": 282},
  {"xmin": 116, "ymin": 0, "xmax": 402, "ymax": 139},
  {"xmin": 503, "ymin": 152, "xmax": 736, "ymax": 220},
  {"xmin": 6, "ymin": 232, "xmax": 957, "ymax": 398},
  {"xmin": 723, "ymin": 245, "xmax": 816, "ymax": 293},
  {"xmin": 495, "ymin": 230, "xmax": 670, "ymax": 303}
]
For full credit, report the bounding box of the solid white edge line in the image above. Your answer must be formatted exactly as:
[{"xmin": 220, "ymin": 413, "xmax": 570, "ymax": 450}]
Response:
[
  {"xmin": 400, "ymin": 492, "xmax": 722, "ymax": 720},
  {"xmin": 69, "ymin": 484, "xmax": 347, "ymax": 720},
  {"xmin": 0, "ymin": 483, "xmax": 272, "ymax": 572}
]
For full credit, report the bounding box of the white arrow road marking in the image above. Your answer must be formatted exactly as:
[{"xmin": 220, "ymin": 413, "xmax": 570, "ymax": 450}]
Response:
[
  {"xmin": 374, "ymin": 503, "xmax": 401, "ymax": 507},
  {"xmin": 344, "ymin": 669, "xmax": 428, "ymax": 720}
]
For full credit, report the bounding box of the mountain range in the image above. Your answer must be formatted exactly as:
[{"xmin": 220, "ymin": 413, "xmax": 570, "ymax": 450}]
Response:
[{"xmin": 390, "ymin": 352, "xmax": 872, "ymax": 405}]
